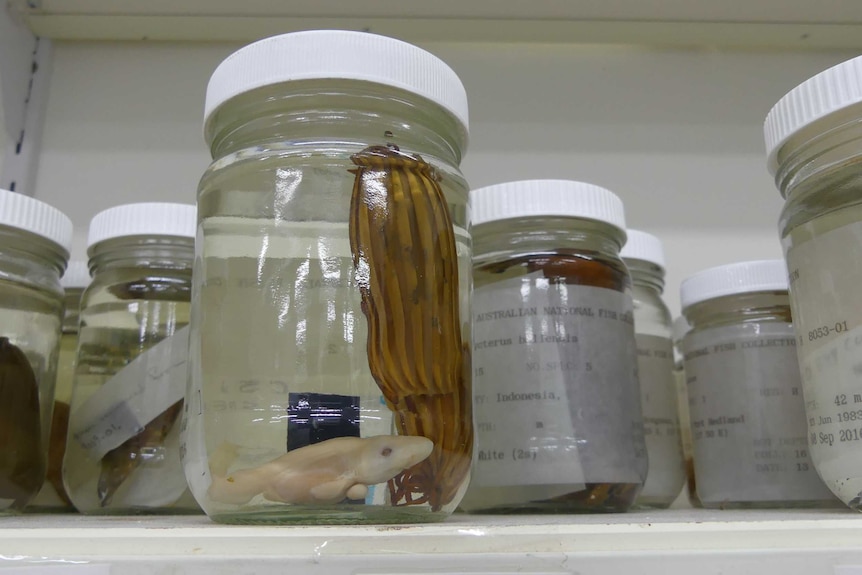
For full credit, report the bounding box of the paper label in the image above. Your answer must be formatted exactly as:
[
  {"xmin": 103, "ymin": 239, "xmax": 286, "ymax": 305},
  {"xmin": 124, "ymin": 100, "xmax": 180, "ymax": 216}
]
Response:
[
  {"xmin": 636, "ymin": 334, "xmax": 685, "ymax": 497},
  {"xmin": 684, "ymin": 322, "xmax": 832, "ymax": 503},
  {"xmin": 71, "ymin": 326, "xmax": 189, "ymax": 460},
  {"xmin": 786, "ymin": 220, "xmax": 862, "ymax": 501},
  {"xmin": 471, "ymin": 273, "xmax": 644, "ymax": 486}
]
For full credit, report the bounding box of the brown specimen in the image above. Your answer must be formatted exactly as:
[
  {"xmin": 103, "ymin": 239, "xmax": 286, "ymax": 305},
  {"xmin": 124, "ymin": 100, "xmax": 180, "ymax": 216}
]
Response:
[
  {"xmin": 0, "ymin": 338, "xmax": 44, "ymax": 509},
  {"xmin": 98, "ymin": 399, "xmax": 183, "ymax": 506},
  {"xmin": 348, "ymin": 145, "xmax": 472, "ymax": 511},
  {"xmin": 46, "ymin": 400, "xmax": 73, "ymax": 507}
]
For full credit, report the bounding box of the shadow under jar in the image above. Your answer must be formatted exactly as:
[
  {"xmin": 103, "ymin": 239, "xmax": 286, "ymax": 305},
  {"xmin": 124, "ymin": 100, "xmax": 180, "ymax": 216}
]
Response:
[
  {"xmin": 766, "ymin": 54, "xmax": 862, "ymax": 509},
  {"xmin": 680, "ymin": 260, "xmax": 838, "ymax": 509},
  {"xmin": 459, "ymin": 179, "xmax": 646, "ymax": 514},
  {"xmin": 183, "ymin": 30, "xmax": 473, "ymax": 524},
  {"xmin": 0, "ymin": 190, "xmax": 71, "ymax": 514}
]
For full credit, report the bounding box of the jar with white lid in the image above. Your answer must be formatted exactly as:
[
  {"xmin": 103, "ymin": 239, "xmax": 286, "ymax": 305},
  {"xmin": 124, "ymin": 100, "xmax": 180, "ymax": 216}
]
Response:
[
  {"xmin": 183, "ymin": 30, "xmax": 471, "ymax": 524},
  {"xmin": 621, "ymin": 230, "xmax": 685, "ymax": 508},
  {"xmin": 0, "ymin": 189, "xmax": 71, "ymax": 513},
  {"xmin": 765, "ymin": 55, "xmax": 862, "ymax": 508},
  {"xmin": 64, "ymin": 203, "xmax": 198, "ymax": 514},
  {"xmin": 680, "ymin": 259, "xmax": 836, "ymax": 508},
  {"xmin": 459, "ymin": 179, "xmax": 646, "ymax": 514},
  {"xmin": 29, "ymin": 260, "xmax": 90, "ymax": 511}
]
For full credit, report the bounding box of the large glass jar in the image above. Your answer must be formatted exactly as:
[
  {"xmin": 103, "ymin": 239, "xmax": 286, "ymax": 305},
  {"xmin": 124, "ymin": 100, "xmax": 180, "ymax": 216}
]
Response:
[
  {"xmin": 680, "ymin": 260, "xmax": 836, "ymax": 508},
  {"xmin": 183, "ymin": 30, "xmax": 472, "ymax": 524},
  {"xmin": 29, "ymin": 260, "xmax": 90, "ymax": 511},
  {"xmin": 765, "ymin": 55, "xmax": 862, "ymax": 509},
  {"xmin": 459, "ymin": 179, "xmax": 646, "ymax": 514},
  {"xmin": 64, "ymin": 203, "xmax": 198, "ymax": 514},
  {"xmin": 621, "ymin": 230, "xmax": 685, "ymax": 509},
  {"xmin": 0, "ymin": 189, "xmax": 71, "ymax": 513}
]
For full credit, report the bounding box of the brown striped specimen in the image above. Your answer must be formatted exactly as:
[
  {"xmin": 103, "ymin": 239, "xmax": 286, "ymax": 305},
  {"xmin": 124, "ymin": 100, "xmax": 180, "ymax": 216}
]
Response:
[
  {"xmin": 348, "ymin": 145, "xmax": 472, "ymax": 511},
  {"xmin": 0, "ymin": 337, "xmax": 44, "ymax": 509},
  {"xmin": 98, "ymin": 399, "xmax": 183, "ymax": 506}
]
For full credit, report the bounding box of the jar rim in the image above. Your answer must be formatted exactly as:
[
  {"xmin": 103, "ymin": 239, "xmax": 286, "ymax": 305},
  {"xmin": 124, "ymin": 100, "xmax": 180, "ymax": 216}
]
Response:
[
  {"xmin": 204, "ymin": 30, "xmax": 469, "ymax": 137},
  {"xmin": 680, "ymin": 259, "xmax": 788, "ymax": 311},
  {"xmin": 765, "ymin": 54, "xmax": 862, "ymax": 176},
  {"xmin": 469, "ymin": 179, "xmax": 627, "ymax": 237}
]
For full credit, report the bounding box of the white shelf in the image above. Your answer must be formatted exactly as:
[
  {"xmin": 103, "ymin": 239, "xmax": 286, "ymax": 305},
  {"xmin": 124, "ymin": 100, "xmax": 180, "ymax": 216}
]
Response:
[
  {"xmin": 2, "ymin": 510, "xmax": 862, "ymax": 573},
  {"xmin": 11, "ymin": 0, "xmax": 862, "ymax": 47}
]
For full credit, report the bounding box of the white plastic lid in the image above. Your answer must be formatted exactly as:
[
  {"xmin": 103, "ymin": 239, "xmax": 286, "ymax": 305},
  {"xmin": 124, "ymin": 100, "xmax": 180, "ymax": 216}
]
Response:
[
  {"xmin": 61, "ymin": 260, "xmax": 91, "ymax": 289},
  {"xmin": 0, "ymin": 189, "xmax": 72, "ymax": 255},
  {"xmin": 204, "ymin": 30, "xmax": 469, "ymax": 135},
  {"xmin": 470, "ymin": 179, "xmax": 626, "ymax": 235},
  {"xmin": 621, "ymin": 229, "xmax": 665, "ymax": 270},
  {"xmin": 680, "ymin": 259, "xmax": 789, "ymax": 311},
  {"xmin": 765, "ymin": 55, "xmax": 862, "ymax": 175},
  {"xmin": 87, "ymin": 203, "xmax": 196, "ymax": 248}
]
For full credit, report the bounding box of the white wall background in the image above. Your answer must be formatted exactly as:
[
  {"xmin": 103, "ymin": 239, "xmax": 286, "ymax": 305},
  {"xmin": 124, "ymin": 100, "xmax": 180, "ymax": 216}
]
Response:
[{"xmin": 30, "ymin": 41, "xmax": 860, "ymax": 316}]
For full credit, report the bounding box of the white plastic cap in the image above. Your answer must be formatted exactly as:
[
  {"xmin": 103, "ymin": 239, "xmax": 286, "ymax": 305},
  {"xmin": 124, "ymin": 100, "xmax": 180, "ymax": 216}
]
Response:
[
  {"xmin": 204, "ymin": 30, "xmax": 469, "ymax": 135},
  {"xmin": 680, "ymin": 259, "xmax": 789, "ymax": 311},
  {"xmin": 87, "ymin": 203, "xmax": 196, "ymax": 249},
  {"xmin": 470, "ymin": 179, "xmax": 626, "ymax": 236},
  {"xmin": 621, "ymin": 229, "xmax": 665, "ymax": 270},
  {"xmin": 61, "ymin": 260, "xmax": 91, "ymax": 289},
  {"xmin": 0, "ymin": 189, "xmax": 72, "ymax": 255},
  {"xmin": 765, "ymin": 55, "xmax": 862, "ymax": 176}
]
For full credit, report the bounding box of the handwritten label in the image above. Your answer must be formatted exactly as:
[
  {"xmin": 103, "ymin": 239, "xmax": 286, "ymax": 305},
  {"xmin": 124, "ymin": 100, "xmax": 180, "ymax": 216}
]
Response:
[{"xmin": 71, "ymin": 326, "xmax": 189, "ymax": 460}]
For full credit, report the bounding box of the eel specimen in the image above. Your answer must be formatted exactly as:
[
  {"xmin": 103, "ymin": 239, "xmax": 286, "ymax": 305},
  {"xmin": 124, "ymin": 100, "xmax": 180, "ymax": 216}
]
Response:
[{"xmin": 348, "ymin": 144, "xmax": 473, "ymax": 511}]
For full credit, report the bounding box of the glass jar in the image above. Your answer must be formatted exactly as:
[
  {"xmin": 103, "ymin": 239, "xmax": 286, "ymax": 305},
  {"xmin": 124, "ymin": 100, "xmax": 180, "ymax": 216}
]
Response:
[
  {"xmin": 28, "ymin": 260, "xmax": 89, "ymax": 511},
  {"xmin": 765, "ymin": 55, "xmax": 862, "ymax": 508},
  {"xmin": 459, "ymin": 179, "xmax": 646, "ymax": 514},
  {"xmin": 680, "ymin": 260, "xmax": 836, "ymax": 508},
  {"xmin": 64, "ymin": 203, "xmax": 198, "ymax": 514},
  {"xmin": 0, "ymin": 190, "xmax": 71, "ymax": 513},
  {"xmin": 672, "ymin": 315, "xmax": 699, "ymax": 508},
  {"xmin": 621, "ymin": 230, "xmax": 685, "ymax": 508},
  {"xmin": 183, "ymin": 30, "xmax": 472, "ymax": 524}
]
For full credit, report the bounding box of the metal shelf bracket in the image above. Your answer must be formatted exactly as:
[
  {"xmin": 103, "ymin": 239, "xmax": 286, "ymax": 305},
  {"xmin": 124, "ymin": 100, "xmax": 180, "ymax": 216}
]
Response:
[{"xmin": 0, "ymin": 2, "xmax": 52, "ymax": 195}]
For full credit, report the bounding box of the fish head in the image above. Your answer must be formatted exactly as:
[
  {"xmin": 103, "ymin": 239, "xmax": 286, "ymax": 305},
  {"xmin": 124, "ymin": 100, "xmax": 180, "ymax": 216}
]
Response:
[{"xmin": 356, "ymin": 435, "xmax": 434, "ymax": 484}]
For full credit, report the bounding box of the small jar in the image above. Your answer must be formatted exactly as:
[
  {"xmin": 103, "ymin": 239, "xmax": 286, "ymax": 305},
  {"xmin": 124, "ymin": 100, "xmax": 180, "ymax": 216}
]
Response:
[
  {"xmin": 0, "ymin": 190, "xmax": 71, "ymax": 513},
  {"xmin": 64, "ymin": 203, "xmax": 198, "ymax": 514},
  {"xmin": 765, "ymin": 55, "xmax": 862, "ymax": 508},
  {"xmin": 621, "ymin": 230, "xmax": 685, "ymax": 508},
  {"xmin": 184, "ymin": 30, "xmax": 471, "ymax": 524},
  {"xmin": 28, "ymin": 260, "xmax": 90, "ymax": 511},
  {"xmin": 680, "ymin": 260, "xmax": 836, "ymax": 508},
  {"xmin": 459, "ymin": 179, "xmax": 646, "ymax": 514},
  {"xmin": 672, "ymin": 315, "xmax": 700, "ymax": 508}
]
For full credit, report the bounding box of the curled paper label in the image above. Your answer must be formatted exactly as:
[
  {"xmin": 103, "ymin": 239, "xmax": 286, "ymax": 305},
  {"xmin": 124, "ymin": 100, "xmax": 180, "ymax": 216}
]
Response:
[{"xmin": 71, "ymin": 326, "xmax": 189, "ymax": 460}]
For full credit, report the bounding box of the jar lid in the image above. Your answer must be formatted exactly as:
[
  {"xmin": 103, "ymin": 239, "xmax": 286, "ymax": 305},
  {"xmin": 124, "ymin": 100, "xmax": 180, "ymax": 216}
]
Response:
[
  {"xmin": 88, "ymin": 203, "xmax": 196, "ymax": 248},
  {"xmin": 680, "ymin": 259, "xmax": 789, "ymax": 311},
  {"xmin": 621, "ymin": 229, "xmax": 665, "ymax": 270},
  {"xmin": 204, "ymin": 30, "xmax": 469, "ymax": 135},
  {"xmin": 764, "ymin": 55, "xmax": 862, "ymax": 176},
  {"xmin": 470, "ymin": 179, "xmax": 626, "ymax": 236},
  {"xmin": 0, "ymin": 189, "xmax": 72, "ymax": 255},
  {"xmin": 61, "ymin": 260, "xmax": 91, "ymax": 289}
]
